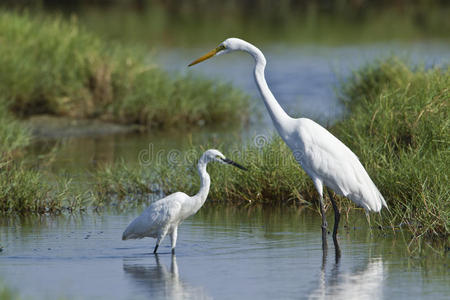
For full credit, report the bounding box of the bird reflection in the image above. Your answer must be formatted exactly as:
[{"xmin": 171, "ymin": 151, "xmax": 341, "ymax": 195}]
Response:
[
  {"xmin": 122, "ymin": 255, "xmax": 211, "ymax": 300},
  {"xmin": 310, "ymin": 250, "xmax": 384, "ymax": 300}
]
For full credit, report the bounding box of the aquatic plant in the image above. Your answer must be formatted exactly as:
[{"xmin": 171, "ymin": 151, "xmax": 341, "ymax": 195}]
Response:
[
  {"xmin": 0, "ymin": 103, "xmax": 29, "ymax": 157},
  {"xmin": 0, "ymin": 159, "xmax": 75, "ymax": 214},
  {"xmin": 335, "ymin": 58, "xmax": 449, "ymax": 240},
  {"xmin": 92, "ymin": 161, "xmax": 156, "ymax": 209},
  {"xmin": 0, "ymin": 10, "xmax": 249, "ymax": 128}
]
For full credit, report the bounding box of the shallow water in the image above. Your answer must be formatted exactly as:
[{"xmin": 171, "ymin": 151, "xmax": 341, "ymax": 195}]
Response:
[{"xmin": 0, "ymin": 206, "xmax": 448, "ymax": 299}]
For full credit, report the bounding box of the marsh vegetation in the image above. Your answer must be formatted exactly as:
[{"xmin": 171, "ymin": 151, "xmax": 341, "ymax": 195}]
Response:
[
  {"xmin": 0, "ymin": 11, "xmax": 249, "ymax": 128},
  {"xmin": 0, "ymin": 9, "xmax": 248, "ymax": 214}
]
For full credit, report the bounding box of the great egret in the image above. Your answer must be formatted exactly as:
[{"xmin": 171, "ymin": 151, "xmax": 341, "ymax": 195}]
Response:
[
  {"xmin": 189, "ymin": 38, "xmax": 387, "ymax": 253},
  {"xmin": 122, "ymin": 149, "xmax": 247, "ymax": 254}
]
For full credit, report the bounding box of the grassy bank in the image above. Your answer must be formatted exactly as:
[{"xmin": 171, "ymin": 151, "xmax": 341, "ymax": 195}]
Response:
[
  {"xmin": 334, "ymin": 58, "xmax": 449, "ymax": 240},
  {"xmin": 0, "ymin": 10, "xmax": 249, "ymax": 129},
  {"xmin": 93, "ymin": 58, "xmax": 449, "ymax": 240},
  {"xmin": 0, "ymin": 104, "xmax": 29, "ymax": 157},
  {"xmin": 0, "ymin": 103, "xmax": 76, "ymax": 214},
  {"xmin": 15, "ymin": 1, "xmax": 450, "ymax": 47}
]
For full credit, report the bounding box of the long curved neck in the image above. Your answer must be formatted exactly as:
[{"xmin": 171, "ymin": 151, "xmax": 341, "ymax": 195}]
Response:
[
  {"xmin": 193, "ymin": 157, "xmax": 211, "ymax": 208},
  {"xmin": 244, "ymin": 43, "xmax": 292, "ymax": 134}
]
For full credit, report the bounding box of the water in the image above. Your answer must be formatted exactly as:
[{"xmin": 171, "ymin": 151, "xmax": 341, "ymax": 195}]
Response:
[{"xmin": 0, "ymin": 206, "xmax": 448, "ymax": 299}]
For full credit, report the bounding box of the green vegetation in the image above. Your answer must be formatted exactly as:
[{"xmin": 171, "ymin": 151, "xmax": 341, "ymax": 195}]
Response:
[
  {"xmin": 0, "ymin": 104, "xmax": 29, "ymax": 157},
  {"xmin": 78, "ymin": 3, "xmax": 450, "ymax": 47},
  {"xmin": 0, "ymin": 9, "xmax": 249, "ymax": 215},
  {"xmin": 92, "ymin": 161, "xmax": 155, "ymax": 210},
  {"xmin": 93, "ymin": 58, "xmax": 449, "ymax": 240},
  {"xmin": 335, "ymin": 58, "xmax": 449, "ymax": 240},
  {"xmin": 0, "ymin": 94, "xmax": 77, "ymax": 215},
  {"xmin": 7, "ymin": 1, "xmax": 449, "ymax": 46},
  {"xmin": 0, "ymin": 10, "xmax": 249, "ymax": 128},
  {"xmin": 0, "ymin": 160, "xmax": 73, "ymax": 214}
]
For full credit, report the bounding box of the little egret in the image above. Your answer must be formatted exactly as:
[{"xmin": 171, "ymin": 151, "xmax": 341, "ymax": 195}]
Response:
[
  {"xmin": 189, "ymin": 38, "xmax": 387, "ymax": 254},
  {"xmin": 122, "ymin": 149, "xmax": 247, "ymax": 254}
]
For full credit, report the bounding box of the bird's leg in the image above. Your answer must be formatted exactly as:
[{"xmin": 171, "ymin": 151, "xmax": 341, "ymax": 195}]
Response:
[
  {"xmin": 365, "ymin": 211, "xmax": 371, "ymax": 227},
  {"xmin": 321, "ymin": 241, "xmax": 328, "ymax": 271},
  {"xmin": 170, "ymin": 226, "xmax": 178, "ymax": 255},
  {"xmin": 154, "ymin": 234, "xmax": 165, "ymax": 254},
  {"xmin": 319, "ymin": 195, "xmax": 328, "ymax": 251},
  {"xmin": 327, "ymin": 189, "xmax": 341, "ymax": 258}
]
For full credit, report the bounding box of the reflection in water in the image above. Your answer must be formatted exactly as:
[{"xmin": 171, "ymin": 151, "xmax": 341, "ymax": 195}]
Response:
[
  {"xmin": 310, "ymin": 250, "xmax": 384, "ymax": 300},
  {"xmin": 123, "ymin": 255, "xmax": 211, "ymax": 300}
]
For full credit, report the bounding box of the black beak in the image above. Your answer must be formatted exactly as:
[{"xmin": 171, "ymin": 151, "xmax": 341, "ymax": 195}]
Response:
[{"xmin": 222, "ymin": 158, "xmax": 248, "ymax": 171}]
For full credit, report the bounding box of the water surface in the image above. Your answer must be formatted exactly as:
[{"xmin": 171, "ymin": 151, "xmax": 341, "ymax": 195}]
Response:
[{"xmin": 0, "ymin": 206, "xmax": 448, "ymax": 299}]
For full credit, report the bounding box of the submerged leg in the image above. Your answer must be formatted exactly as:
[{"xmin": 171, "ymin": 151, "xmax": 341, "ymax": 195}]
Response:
[
  {"xmin": 170, "ymin": 226, "xmax": 178, "ymax": 255},
  {"xmin": 327, "ymin": 189, "xmax": 341, "ymax": 258},
  {"xmin": 319, "ymin": 194, "xmax": 328, "ymax": 251},
  {"xmin": 321, "ymin": 240, "xmax": 328, "ymax": 271},
  {"xmin": 365, "ymin": 211, "xmax": 371, "ymax": 227},
  {"xmin": 154, "ymin": 233, "xmax": 166, "ymax": 254}
]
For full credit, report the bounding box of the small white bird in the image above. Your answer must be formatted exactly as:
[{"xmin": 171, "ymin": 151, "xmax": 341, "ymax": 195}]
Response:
[
  {"xmin": 189, "ymin": 38, "xmax": 388, "ymax": 254},
  {"xmin": 122, "ymin": 149, "xmax": 247, "ymax": 254}
]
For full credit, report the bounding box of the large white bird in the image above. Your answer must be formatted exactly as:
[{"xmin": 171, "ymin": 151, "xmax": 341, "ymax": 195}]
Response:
[
  {"xmin": 122, "ymin": 149, "xmax": 246, "ymax": 254},
  {"xmin": 189, "ymin": 38, "xmax": 387, "ymax": 253}
]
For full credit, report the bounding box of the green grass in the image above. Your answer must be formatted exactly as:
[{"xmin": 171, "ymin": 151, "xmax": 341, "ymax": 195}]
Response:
[
  {"xmin": 92, "ymin": 58, "xmax": 449, "ymax": 240},
  {"xmin": 46, "ymin": 1, "xmax": 450, "ymax": 47},
  {"xmin": 334, "ymin": 58, "xmax": 449, "ymax": 240},
  {"xmin": 91, "ymin": 161, "xmax": 156, "ymax": 210},
  {"xmin": 0, "ymin": 9, "xmax": 249, "ymax": 215},
  {"xmin": 0, "ymin": 160, "xmax": 74, "ymax": 214},
  {"xmin": 0, "ymin": 103, "xmax": 29, "ymax": 157},
  {"xmin": 0, "ymin": 10, "xmax": 249, "ymax": 128},
  {"xmin": 0, "ymin": 99, "xmax": 78, "ymax": 215}
]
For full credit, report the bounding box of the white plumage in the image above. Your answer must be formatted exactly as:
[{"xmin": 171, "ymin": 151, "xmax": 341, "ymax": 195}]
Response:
[
  {"xmin": 189, "ymin": 38, "xmax": 387, "ymax": 253},
  {"xmin": 287, "ymin": 118, "xmax": 387, "ymax": 213},
  {"xmin": 122, "ymin": 149, "xmax": 246, "ymax": 254}
]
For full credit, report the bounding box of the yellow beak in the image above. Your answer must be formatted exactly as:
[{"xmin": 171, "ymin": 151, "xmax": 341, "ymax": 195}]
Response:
[{"xmin": 188, "ymin": 45, "xmax": 225, "ymax": 67}]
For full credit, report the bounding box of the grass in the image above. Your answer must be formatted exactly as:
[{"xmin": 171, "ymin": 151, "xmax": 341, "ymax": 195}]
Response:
[
  {"xmin": 0, "ymin": 159, "xmax": 75, "ymax": 214},
  {"xmin": 91, "ymin": 161, "xmax": 157, "ymax": 210},
  {"xmin": 92, "ymin": 58, "xmax": 449, "ymax": 240},
  {"xmin": 38, "ymin": 1, "xmax": 450, "ymax": 47},
  {"xmin": 0, "ymin": 100, "xmax": 81, "ymax": 215},
  {"xmin": 334, "ymin": 58, "xmax": 449, "ymax": 240},
  {"xmin": 0, "ymin": 10, "xmax": 249, "ymax": 129},
  {"xmin": 0, "ymin": 103, "xmax": 29, "ymax": 157},
  {"xmin": 0, "ymin": 9, "xmax": 249, "ymax": 215}
]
